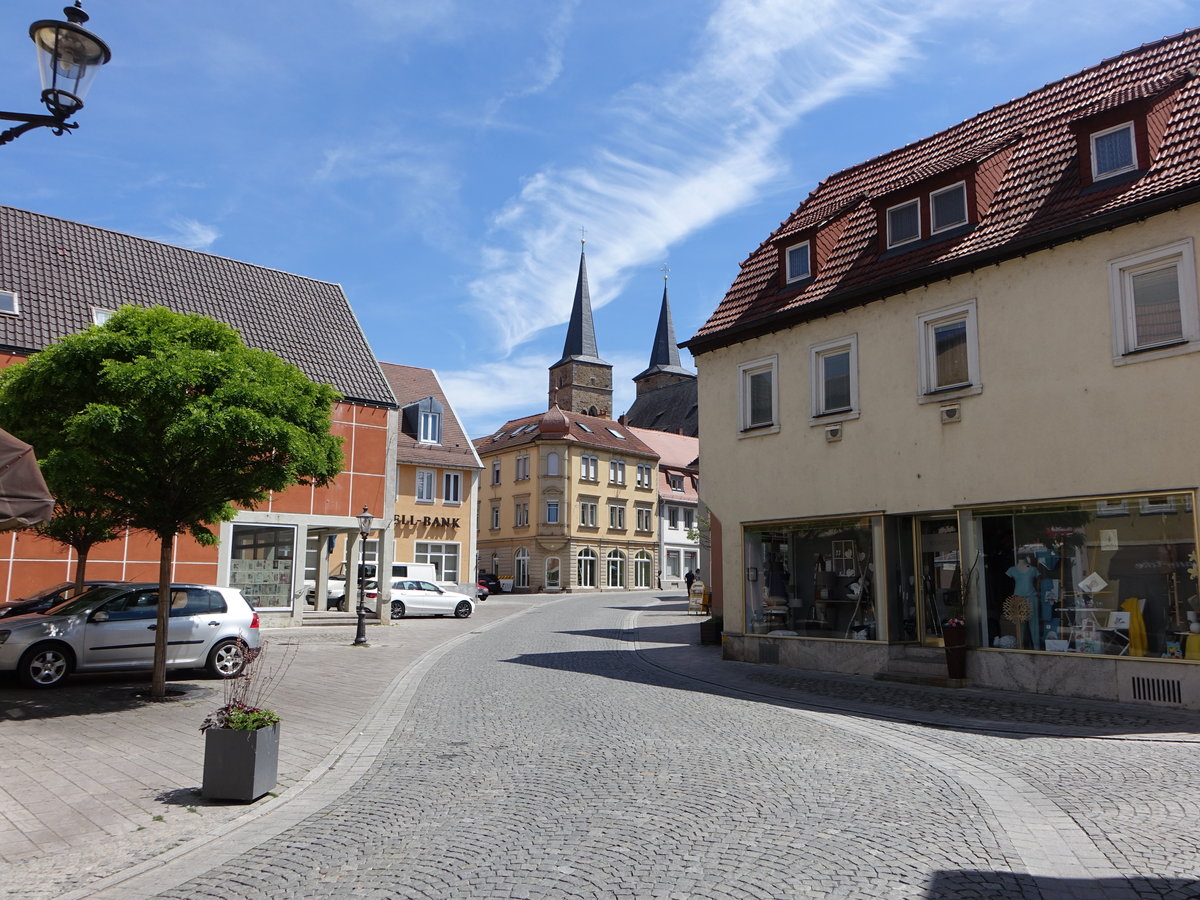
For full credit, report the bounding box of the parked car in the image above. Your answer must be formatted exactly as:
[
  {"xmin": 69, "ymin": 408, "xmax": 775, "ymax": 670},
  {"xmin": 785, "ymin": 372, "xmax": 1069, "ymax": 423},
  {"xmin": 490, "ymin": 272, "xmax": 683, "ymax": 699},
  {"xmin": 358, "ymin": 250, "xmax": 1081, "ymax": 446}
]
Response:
[
  {"xmin": 0, "ymin": 580, "xmax": 121, "ymax": 620},
  {"xmin": 0, "ymin": 583, "xmax": 261, "ymax": 689},
  {"xmin": 476, "ymin": 572, "xmax": 503, "ymax": 594},
  {"xmin": 306, "ymin": 561, "xmax": 439, "ymax": 610},
  {"xmin": 364, "ymin": 578, "xmax": 475, "ymax": 619}
]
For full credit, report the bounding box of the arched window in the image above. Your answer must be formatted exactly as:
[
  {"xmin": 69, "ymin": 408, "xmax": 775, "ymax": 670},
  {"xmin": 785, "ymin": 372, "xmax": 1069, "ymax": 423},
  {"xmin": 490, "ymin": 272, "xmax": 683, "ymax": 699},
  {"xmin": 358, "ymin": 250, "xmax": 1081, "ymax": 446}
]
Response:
[
  {"xmin": 634, "ymin": 550, "xmax": 652, "ymax": 588},
  {"xmin": 490, "ymin": 553, "xmax": 500, "ymax": 575},
  {"xmin": 606, "ymin": 549, "xmax": 626, "ymax": 588},
  {"xmin": 515, "ymin": 548, "xmax": 530, "ymax": 589},
  {"xmin": 577, "ymin": 548, "xmax": 597, "ymax": 588},
  {"xmin": 546, "ymin": 452, "xmax": 560, "ymax": 477},
  {"xmin": 545, "ymin": 556, "xmax": 561, "ymax": 589}
]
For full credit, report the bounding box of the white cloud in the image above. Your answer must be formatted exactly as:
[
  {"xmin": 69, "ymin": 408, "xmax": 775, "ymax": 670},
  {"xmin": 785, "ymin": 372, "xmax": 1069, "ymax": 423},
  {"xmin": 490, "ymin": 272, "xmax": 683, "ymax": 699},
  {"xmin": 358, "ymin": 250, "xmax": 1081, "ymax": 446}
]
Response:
[
  {"xmin": 162, "ymin": 218, "xmax": 220, "ymax": 251},
  {"xmin": 466, "ymin": 0, "xmax": 943, "ymax": 357}
]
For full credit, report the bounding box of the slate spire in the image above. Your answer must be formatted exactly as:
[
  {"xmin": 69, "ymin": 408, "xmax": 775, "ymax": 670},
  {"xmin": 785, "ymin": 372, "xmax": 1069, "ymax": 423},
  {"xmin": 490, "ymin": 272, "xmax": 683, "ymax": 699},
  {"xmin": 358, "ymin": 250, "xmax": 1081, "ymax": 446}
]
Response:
[
  {"xmin": 556, "ymin": 242, "xmax": 607, "ymax": 366},
  {"xmin": 635, "ymin": 273, "xmax": 692, "ymax": 382}
]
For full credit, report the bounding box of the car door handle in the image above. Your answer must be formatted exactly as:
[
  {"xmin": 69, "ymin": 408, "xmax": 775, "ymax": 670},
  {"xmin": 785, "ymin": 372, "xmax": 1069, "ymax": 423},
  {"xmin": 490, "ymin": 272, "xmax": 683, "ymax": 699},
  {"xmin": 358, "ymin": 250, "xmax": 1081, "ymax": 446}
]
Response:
[{"xmin": 207, "ymin": 620, "xmax": 220, "ymax": 626}]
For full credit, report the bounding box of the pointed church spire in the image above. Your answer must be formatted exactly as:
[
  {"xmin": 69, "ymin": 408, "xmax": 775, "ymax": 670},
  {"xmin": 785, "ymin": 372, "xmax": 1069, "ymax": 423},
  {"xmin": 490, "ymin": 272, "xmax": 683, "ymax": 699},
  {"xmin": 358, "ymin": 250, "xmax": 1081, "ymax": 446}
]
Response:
[
  {"xmin": 634, "ymin": 270, "xmax": 693, "ymax": 383},
  {"xmin": 648, "ymin": 275, "xmax": 682, "ymax": 370},
  {"xmin": 556, "ymin": 241, "xmax": 607, "ymax": 366}
]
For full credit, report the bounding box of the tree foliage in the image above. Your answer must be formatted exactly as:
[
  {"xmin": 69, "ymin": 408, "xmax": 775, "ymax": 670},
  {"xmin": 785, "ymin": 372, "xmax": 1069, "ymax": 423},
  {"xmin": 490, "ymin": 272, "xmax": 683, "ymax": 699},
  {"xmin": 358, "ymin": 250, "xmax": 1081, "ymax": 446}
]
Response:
[{"xmin": 0, "ymin": 306, "xmax": 344, "ymax": 694}]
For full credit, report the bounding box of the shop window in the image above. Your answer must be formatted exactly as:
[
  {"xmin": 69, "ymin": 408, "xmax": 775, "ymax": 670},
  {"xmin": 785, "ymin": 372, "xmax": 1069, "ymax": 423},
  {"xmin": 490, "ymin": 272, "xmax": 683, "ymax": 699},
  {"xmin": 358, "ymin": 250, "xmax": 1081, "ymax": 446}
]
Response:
[
  {"xmin": 577, "ymin": 549, "xmax": 597, "ymax": 588},
  {"xmin": 607, "ymin": 550, "xmax": 626, "ymax": 588},
  {"xmin": 666, "ymin": 550, "xmax": 681, "ymax": 577},
  {"xmin": 415, "ymin": 541, "xmax": 459, "ymax": 583},
  {"xmin": 229, "ymin": 524, "xmax": 296, "ymax": 609},
  {"xmin": 514, "ymin": 548, "xmax": 529, "ymax": 588},
  {"xmin": 917, "ymin": 300, "xmax": 979, "ymax": 398},
  {"xmin": 545, "ymin": 557, "xmax": 561, "ymax": 589},
  {"xmin": 738, "ymin": 356, "xmax": 778, "ymax": 433},
  {"xmin": 1109, "ymin": 239, "xmax": 1199, "ymax": 361},
  {"xmin": 744, "ymin": 517, "xmax": 879, "ymax": 639},
  {"xmin": 962, "ymin": 492, "xmax": 1196, "ymax": 658},
  {"xmin": 634, "ymin": 550, "xmax": 653, "ymax": 588}
]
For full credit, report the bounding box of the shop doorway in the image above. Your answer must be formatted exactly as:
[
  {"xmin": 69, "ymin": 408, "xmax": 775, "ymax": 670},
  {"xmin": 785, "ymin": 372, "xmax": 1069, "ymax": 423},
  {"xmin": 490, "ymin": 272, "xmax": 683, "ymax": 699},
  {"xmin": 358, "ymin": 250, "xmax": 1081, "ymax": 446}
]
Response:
[{"xmin": 917, "ymin": 517, "xmax": 960, "ymax": 646}]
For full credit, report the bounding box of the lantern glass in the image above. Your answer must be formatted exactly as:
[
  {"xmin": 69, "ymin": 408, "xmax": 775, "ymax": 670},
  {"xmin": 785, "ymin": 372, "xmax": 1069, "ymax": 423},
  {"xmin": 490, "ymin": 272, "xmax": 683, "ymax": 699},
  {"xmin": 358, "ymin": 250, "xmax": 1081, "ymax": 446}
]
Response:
[
  {"xmin": 30, "ymin": 19, "xmax": 111, "ymax": 114},
  {"xmin": 357, "ymin": 508, "xmax": 373, "ymax": 538}
]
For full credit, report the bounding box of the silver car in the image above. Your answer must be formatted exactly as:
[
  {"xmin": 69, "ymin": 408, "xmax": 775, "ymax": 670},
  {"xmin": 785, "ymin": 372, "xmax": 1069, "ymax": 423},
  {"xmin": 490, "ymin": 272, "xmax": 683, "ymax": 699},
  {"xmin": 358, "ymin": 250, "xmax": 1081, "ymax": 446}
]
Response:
[{"xmin": 0, "ymin": 583, "xmax": 261, "ymax": 688}]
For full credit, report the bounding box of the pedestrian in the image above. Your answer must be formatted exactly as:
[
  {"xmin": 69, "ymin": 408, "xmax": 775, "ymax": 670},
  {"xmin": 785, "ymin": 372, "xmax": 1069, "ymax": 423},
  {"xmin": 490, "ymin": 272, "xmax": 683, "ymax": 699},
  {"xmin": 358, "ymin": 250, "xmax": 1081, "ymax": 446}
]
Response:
[{"xmin": 685, "ymin": 569, "xmax": 695, "ymax": 593}]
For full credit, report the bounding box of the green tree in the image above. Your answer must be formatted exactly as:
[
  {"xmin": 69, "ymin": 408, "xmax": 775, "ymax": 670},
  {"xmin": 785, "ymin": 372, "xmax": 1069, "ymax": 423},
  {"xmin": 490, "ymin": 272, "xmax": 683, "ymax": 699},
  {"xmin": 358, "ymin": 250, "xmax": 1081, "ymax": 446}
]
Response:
[
  {"xmin": 36, "ymin": 496, "xmax": 124, "ymax": 593},
  {"xmin": 0, "ymin": 306, "xmax": 343, "ymax": 696}
]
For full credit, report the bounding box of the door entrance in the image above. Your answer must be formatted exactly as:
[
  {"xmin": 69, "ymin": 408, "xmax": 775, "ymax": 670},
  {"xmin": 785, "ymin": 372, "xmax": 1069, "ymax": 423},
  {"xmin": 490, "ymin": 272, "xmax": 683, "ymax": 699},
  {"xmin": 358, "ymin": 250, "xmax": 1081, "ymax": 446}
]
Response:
[{"xmin": 916, "ymin": 517, "xmax": 961, "ymax": 646}]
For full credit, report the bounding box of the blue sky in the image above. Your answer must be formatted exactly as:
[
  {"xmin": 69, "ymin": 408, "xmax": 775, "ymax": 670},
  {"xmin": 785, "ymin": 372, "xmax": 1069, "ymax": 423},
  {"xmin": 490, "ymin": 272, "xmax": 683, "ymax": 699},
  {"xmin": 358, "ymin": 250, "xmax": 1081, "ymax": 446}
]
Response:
[{"xmin": 0, "ymin": 1, "xmax": 1195, "ymax": 439}]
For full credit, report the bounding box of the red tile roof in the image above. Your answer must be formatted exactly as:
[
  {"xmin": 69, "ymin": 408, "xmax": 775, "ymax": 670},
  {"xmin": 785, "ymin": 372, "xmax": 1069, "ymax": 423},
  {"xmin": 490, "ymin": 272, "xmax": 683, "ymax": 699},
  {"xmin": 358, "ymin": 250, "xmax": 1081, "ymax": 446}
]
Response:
[
  {"xmin": 380, "ymin": 363, "xmax": 481, "ymax": 469},
  {"xmin": 474, "ymin": 408, "xmax": 659, "ymax": 460},
  {"xmin": 687, "ymin": 30, "xmax": 1200, "ymax": 354}
]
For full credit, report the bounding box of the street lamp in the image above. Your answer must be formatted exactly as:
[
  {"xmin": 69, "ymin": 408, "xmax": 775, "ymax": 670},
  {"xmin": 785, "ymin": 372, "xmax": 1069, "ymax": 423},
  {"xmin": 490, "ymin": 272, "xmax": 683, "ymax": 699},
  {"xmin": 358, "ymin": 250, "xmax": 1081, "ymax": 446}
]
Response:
[
  {"xmin": 0, "ymin": 2, "xmax": 111, "ymax": 146},
  {"xmin": 352, "ymin": 506, "xmax": 373, "ymax": 647}
]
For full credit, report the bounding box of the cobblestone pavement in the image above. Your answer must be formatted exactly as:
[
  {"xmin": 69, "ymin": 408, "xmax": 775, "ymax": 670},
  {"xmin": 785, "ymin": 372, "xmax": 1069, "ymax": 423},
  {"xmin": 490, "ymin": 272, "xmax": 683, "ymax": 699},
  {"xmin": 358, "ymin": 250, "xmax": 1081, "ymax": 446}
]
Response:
[{"xmin": 58, "ymin": 591, "xmax": 1200, "ymax": 900}]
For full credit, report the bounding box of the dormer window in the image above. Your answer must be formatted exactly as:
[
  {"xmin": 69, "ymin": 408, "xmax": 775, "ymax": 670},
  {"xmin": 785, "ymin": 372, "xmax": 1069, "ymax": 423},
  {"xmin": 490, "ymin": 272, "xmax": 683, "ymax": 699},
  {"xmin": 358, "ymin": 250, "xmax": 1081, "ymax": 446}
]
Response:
[
  {"xmin": 886, "ymin": 199, "xmax": 920, "ymax": 248},
  {"xmin": 785, "ymin": 241, "xmax": 811, "ymax": 282},
  {"xmin": 92, "ymin": 307, "xmax": 115, "ymax": 325},
  {"xmin": 402, "ymin": 395, "xmax": 445, "ymax": 445},
  {"xmin": 1091, "ymin": 122, "xmax": 1136, "ymax": 181},
  {"xmin": 930, "ymin": 182, "xmax": 967, "ymax": 233},
  {"xmin": 0, "ymin": 290, "xmax": 17, "ymax": 316}
]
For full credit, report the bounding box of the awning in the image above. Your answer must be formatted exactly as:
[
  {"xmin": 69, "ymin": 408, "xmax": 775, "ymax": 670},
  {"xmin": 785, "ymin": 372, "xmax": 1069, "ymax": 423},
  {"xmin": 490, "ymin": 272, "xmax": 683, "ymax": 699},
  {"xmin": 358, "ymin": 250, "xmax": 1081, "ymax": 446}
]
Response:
[{"xmin": 0, "ymin": 429, "xmax": 54, "ymax": 532}]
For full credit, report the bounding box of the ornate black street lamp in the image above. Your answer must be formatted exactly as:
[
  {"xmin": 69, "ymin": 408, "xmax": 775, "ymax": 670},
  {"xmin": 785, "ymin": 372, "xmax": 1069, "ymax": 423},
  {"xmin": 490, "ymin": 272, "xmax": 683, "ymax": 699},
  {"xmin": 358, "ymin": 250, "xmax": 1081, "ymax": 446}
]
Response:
[
  {"xmin": 352, "ymin": 506, "xmax": 373, "ymax": 647},
  {"xmin": 0, "ymin": 2, "xmax": 111, "ymax": 146}
]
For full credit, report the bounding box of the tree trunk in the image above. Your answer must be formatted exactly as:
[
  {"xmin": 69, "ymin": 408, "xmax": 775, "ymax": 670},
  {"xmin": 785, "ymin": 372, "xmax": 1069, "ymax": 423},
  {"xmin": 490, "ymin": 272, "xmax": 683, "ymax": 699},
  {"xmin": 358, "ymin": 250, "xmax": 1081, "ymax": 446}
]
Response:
[
  {"xmin": 150, "ymin": 535, "xmax": 173, "ymax": 698},
  {"xmin": 73, "ymin": 547, "xmax": 90, "ymax": 594}
]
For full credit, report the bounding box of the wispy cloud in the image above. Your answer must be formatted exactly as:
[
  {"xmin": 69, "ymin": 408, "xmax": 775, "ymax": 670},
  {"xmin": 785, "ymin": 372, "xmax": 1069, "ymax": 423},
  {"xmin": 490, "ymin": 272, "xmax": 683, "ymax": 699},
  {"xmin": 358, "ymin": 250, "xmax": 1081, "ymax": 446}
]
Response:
[
  {"xmin": 480, "ymin": 0, "xmax": 579, "ymax": 126},
  {"xmin": 466, "ymin": 0, "xmax": 940, "ymax": 358},
  {"xmin": 160, "ymin": 218, "xmax": 220, "ymax": 251}
]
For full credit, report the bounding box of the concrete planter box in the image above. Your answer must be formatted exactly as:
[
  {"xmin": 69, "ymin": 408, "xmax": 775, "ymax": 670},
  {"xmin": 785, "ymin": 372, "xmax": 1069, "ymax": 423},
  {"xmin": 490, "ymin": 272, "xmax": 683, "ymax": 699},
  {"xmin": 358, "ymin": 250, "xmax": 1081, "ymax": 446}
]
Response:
[{"xmin": 202, "ymin": 723, "xmax": 280, "ymax": 802}]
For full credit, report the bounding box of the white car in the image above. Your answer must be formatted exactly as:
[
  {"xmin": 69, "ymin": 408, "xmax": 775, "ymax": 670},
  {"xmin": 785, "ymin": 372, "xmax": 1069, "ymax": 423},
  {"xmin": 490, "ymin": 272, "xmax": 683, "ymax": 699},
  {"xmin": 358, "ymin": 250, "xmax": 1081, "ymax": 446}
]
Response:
[
  {"xmin": 372, "ymin": 579, "xmax": 474, "ymax": 619},
  {"xmin": 0, "ymin": 583, "xmax": 261, "ymax": 688}
]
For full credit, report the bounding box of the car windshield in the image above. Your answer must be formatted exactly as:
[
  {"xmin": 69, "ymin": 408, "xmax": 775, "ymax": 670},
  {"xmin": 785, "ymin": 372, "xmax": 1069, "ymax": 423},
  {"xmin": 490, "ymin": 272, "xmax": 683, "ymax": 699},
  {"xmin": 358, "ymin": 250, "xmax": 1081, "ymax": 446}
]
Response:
[
  {"xmin": 14, "ymin": 581, "xmax": 73, "ymax": 602},
  {"xmin": 42, "ymin": 585, "xmax": 131, "ymax": 616},
  {"xmin": 416, "ymin": 581, "xmax": 441, "ymax": 592}
]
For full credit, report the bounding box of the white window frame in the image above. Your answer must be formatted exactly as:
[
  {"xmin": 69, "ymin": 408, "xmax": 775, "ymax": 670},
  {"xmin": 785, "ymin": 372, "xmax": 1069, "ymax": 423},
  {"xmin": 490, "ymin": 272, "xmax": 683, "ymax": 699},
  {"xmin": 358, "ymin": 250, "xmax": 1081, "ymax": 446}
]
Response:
[
  {"xmin": 545, "ymin": 452, "xmax": 560, "ymax": 477},
  {"xmin": 930, "ymin": 181, "xmax": 968, "ymax": 234},
  {"xmin": 442, "ymin": 471, "xmax": 462, "ymax": 505},
  {"xmin": 916, "ymin": 299, "xmax": 981, "ymax": 402},
  {"xmin": 886, "ymin": 198, "xmax": 920, "ymax": 249},
  {"xmin": 634, "ymin": 550, "xmax": 652, "ymax": 588},
  {"xmin": 785, "ymin": 240, "xmax": 811, "ymax": 283},
  {"xmin": 577, "ymin": 549, "xmax": 597, "ymax": 588},
  {"xmin": 579, "ymin": 500, "xmax": 598, "ymax": 527},
  {"xmin": 491, "ymin": 460, "xmax": 501, "ymax": 485},
  {"xmin": 809, "ymin": 334, "xmax": 859, "ymax": 421},
  {"xmin": 580, "ymin": 454, "xmax": 598, "ymax": 481},
  {"xmin": 636, "ymin": 506, "xmax": 653, "ymax": 532},
  {"xmin": 738, "ymin": 355, "xmax": 779, "ymax": 435},
  {"xmin": 608, "ymin": 504, "xmax": 626, "ymax": 530},
  {"xmin": 1091, "ymin": 121, "xmax": 1137, "ymax": 181},
  {"xmin": 490, "ymin": 503, "xmax": 501, "ymax": 530},
  {"xmin": 606, "ymin": 550, "xmax": 626, "ymax": 589},
  {"xmin": 609, "ymin": 459, "xmax": 626, "ymax": 485},
  {"xmin": 636, "ymin": 463, "xmax": 653, "ymax": 488},
  {"xmin": 419, "ymin": 410, "xmax": 441, "ymax": 444},
  {"xmin": 514, "ymin": 547, "xmax": 530, "ymax": 589},
  {"xmin": 514, "ymin": 500, "xmax": 529, "ymax": 528},
  {"xmin": 415, "ymin": 540, "xmax": 460, "ymax": 583},
  {"xmin": 684, "ymin": 508, "xmax": 695, "ymax": 531},
  {"xmin": 545, "ymin": 500, "xmax": 560, "ymax": 524},
  {"xmin": 515, "ymin": 455, "xmax": 530, "ymax": 481},
  {"xmin": 92, "ymin": 306, "xmax": 115, "ymax": 325},
  {"xmin": 415, "ymin": 468, "xmax": 436, "ymax": 503},
  {"xmin": 0, "ymin": 290, "xmax": 18, "ymax": 316},
  {"xmin": 1108, "ymin": 239, "xmax": 1199, "ymax": 364}
]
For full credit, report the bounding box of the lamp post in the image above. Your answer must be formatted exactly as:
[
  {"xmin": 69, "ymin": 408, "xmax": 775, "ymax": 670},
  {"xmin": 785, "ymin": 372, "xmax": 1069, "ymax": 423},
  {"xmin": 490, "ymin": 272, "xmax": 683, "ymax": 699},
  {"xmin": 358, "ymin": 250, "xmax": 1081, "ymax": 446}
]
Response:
[
  {"xmin": 352, "ymin": 506, "xmax": 373, "ymax": 647},
  {"xmin": 0, "ymin": 2, "xmax": 111, "ymax": 146}
]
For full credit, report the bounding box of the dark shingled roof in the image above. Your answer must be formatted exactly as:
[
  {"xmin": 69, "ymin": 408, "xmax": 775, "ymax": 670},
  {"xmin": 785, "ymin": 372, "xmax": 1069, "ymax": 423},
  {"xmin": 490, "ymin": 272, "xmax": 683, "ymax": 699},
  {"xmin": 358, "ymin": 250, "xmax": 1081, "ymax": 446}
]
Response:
[
  {"xmin": 553, "ymin": 246, "xmax": 609, "ymax": 368},
  {"xmin": 0, "ymin": 205, "xmax": 395, "ymax": 406},
  {"xmin": 380, "ymin": 363, "xmax": 482, "ymax": 469},
  {"xmin": 624, "ymin": 379, "xmax": 699, "ymax": 438},
  {"xmin": 687, "ymin": 30, "xmax": 1200, "ymax": 354}
]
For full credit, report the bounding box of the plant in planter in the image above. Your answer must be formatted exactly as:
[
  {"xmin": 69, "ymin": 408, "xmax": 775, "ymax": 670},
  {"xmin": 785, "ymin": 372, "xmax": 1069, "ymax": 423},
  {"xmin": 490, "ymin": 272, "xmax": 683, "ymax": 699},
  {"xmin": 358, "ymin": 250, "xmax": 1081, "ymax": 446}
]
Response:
[{"xmin": 200, "ymin": 638, "xmax": 296, "ymax": 802}]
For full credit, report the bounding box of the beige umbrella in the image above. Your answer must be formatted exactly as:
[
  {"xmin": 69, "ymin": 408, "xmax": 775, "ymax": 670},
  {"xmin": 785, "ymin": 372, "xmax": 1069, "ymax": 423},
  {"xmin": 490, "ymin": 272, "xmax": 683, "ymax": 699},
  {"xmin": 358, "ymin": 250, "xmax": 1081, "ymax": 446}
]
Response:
[{"xmin": 0, "ymin": 429, "xmax": 54, "ymax": 532}]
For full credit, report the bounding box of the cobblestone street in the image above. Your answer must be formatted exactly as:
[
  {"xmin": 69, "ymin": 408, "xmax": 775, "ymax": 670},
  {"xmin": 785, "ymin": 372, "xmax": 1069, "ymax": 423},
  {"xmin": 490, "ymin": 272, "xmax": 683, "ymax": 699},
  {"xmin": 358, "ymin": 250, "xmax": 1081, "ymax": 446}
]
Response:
[{"xmin": 8, "ymin": 591, "xmax": 1200, "ymax": 899}]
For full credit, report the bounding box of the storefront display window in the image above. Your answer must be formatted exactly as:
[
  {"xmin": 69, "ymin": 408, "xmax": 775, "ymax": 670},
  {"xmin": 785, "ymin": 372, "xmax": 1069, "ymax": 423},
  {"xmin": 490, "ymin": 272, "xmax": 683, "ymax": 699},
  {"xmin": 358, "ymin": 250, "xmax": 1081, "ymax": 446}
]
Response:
[
  {"xmin": 962, "ymin": 492, "xmax": 1197, "ymax": 658},
  {"xmin": 744, "ymin": 516, "xmax": 881, "ymax": 639},
  {"xmin": 229, "ymin": 524, "xmax": 296, "ymax": 609}
]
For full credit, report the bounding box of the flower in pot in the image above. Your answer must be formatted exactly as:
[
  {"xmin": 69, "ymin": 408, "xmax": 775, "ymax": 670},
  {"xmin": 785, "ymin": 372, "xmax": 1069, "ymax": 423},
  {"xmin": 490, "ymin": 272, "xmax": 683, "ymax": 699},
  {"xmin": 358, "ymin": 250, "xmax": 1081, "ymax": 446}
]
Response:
[{"xmin": 200, "ymin": 639, "xmax": 295, "ymax": 802}]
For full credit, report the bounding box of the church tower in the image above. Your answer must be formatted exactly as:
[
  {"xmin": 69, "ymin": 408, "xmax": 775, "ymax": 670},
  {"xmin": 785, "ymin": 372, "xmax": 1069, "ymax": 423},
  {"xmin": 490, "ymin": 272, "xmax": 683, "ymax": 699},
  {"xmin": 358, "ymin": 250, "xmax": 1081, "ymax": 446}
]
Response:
[
  {"xmin": 633, "ymin": 275, "xmax": 695, "ymax": 396},
  {"xmin": 548, "ymin": 243, "xmax": 613, "ymax": 417}
]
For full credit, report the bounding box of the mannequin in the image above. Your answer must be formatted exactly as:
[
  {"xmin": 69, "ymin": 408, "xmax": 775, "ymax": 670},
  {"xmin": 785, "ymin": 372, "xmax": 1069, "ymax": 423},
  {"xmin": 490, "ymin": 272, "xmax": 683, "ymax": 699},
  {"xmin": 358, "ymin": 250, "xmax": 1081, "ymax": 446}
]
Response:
[{"xmin": 1006, "ymin": 555, "xmax": 1040, "ymax": 646}]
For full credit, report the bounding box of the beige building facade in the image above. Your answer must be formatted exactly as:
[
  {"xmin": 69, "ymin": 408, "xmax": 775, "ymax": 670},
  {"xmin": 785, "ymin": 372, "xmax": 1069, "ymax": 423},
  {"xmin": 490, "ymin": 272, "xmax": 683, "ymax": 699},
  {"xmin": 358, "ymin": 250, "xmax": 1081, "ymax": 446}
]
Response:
[{"xmin": 687, "ymin": 34, "xmax": 1200, "ymax": 708}]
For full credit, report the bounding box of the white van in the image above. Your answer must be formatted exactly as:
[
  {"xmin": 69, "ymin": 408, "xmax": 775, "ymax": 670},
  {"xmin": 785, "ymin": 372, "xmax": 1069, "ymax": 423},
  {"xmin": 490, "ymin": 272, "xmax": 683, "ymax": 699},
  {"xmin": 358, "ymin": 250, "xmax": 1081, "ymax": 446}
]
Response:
[{"xmin": 308, "ymin": 561, "xmax": 440, "ymax": 608}]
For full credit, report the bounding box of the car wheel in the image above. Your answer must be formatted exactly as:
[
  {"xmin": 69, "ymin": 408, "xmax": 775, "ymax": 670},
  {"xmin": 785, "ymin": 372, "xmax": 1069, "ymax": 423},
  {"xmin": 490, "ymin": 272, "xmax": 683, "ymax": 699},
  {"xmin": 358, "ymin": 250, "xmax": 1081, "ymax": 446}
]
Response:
[
  {"xmin": 206, "ymin": 639, "xmax": 248, "ymax": 679},
  {"xmin": 454, "ymin": 600, "xmax": 472, "ymax": 618},
  {"xmin": 391, "ymin": 601, "xmax": 405, "ymax": 619},
  {"xmin": 18, "ymin": 643, "xmax": 73, "ymax": 688}
]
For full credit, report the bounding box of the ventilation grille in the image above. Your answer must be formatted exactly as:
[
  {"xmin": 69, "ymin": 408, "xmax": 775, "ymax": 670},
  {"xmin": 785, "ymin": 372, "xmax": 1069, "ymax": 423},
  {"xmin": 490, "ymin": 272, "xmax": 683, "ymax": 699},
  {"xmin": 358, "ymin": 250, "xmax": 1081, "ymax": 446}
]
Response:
[{"xmin": 1131, "ymin": 675, "xmax": 1183, "ymax": 705}]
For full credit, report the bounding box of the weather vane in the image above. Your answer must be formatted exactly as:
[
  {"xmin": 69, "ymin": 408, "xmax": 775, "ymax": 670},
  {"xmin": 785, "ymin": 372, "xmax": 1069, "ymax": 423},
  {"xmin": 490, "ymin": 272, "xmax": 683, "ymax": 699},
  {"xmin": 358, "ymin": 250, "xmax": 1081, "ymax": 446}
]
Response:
[
  {"xmin": 660, "ymin": 263, "xmax": 670, "ymax": 281},
  {"xmin": 580, "ymin": 226, "xmax": 587, "ymax": 247}
]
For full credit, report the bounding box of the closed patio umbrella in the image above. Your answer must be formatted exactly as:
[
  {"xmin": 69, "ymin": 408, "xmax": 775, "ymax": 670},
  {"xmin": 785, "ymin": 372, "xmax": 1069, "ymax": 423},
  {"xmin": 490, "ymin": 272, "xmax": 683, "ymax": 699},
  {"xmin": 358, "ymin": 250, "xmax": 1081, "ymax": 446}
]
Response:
[{"xmin": 0, "ymin": 429, "xmax": 54, "ymax": 532}]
